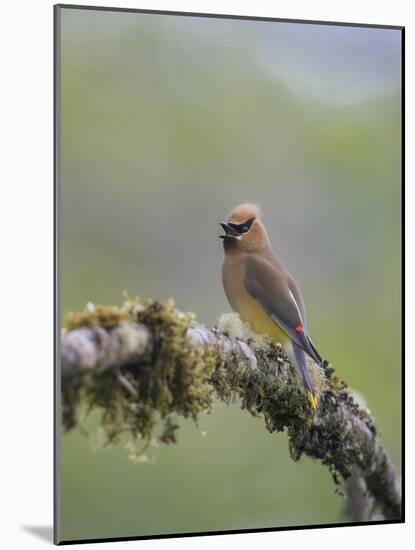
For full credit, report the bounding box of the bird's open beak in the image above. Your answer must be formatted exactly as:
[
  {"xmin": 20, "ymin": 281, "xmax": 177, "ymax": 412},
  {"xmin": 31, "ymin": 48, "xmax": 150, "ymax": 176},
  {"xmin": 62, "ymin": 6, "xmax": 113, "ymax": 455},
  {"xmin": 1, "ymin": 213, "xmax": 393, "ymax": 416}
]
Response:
[{"xmin": 219, "ymin": 222, "xmax": 240, "ymax": 239}]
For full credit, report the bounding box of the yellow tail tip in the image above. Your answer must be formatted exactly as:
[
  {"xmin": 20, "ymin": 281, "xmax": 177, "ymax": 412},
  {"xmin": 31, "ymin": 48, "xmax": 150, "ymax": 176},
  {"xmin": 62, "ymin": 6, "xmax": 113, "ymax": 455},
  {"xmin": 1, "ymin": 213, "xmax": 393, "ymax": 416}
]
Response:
[{"xmin": 307, "ymin": 391, "xmax": 318, "ymax": 411}]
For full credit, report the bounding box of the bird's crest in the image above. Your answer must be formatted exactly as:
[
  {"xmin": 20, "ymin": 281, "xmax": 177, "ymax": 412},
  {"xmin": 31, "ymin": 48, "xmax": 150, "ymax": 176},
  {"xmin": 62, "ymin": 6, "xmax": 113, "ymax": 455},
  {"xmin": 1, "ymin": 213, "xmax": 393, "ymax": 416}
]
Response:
[{"xmin": 227, "ymin": 203, "xmax": 262, "ymax": 224}]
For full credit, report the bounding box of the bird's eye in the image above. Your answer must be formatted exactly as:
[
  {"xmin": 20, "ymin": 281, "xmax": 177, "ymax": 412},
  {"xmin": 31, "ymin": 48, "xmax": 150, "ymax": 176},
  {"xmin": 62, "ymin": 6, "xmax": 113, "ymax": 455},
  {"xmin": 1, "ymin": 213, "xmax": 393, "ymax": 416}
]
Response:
[
  {"xmin": 227, "ymin": 218, "xmax": 255, "ymax": 234},
  {"xmin": 241, "ymin": 218, "xmax": 255, "ymax": 233}
]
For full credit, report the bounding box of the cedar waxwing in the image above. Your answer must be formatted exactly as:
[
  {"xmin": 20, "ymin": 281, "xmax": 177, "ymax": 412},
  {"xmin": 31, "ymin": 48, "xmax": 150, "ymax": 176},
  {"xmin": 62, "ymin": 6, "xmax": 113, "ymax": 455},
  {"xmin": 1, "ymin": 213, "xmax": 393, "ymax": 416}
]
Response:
[{"xmin": 220, "ymin": 203, "xmax": 323, "ymax": 410}]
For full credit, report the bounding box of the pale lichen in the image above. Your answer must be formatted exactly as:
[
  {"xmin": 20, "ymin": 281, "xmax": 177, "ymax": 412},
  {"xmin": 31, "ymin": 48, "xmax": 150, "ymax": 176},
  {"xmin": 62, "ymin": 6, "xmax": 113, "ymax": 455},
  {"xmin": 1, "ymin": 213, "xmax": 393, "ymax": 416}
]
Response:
[
  {"xmin": 117, "ymin": 321, "xmax": 151, "ymax": 360},
  {"xmin": 218, "ymin": 312, "xmax": 275, "ymax": 350},
  {"xmin": 307, "ymin": 358, "xmax": 329, "ymax": 400}
]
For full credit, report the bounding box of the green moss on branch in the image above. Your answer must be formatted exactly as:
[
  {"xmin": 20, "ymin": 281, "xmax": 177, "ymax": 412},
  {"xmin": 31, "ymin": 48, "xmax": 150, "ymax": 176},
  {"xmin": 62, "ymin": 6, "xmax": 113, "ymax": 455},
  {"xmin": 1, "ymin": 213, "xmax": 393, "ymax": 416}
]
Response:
[{"xmin": 60, "ymin": 299, "xmax": 401, "ymax": 521}]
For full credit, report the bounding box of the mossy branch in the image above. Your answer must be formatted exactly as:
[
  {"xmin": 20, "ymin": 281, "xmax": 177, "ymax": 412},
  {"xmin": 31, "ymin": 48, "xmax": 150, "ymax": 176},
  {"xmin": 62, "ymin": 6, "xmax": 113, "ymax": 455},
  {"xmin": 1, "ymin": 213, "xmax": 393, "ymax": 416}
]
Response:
[{"xmin": 60, "ymin": 299, "xmax": 401, "ymax": 522}]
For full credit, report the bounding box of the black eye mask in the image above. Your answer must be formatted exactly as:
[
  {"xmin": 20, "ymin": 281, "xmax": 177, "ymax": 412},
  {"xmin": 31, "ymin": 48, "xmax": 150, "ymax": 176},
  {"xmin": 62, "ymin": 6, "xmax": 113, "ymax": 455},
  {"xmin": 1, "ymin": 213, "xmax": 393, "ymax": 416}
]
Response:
[{"xmin": 227, "ymin": 217, "xmax": 255, "ymax": 234}]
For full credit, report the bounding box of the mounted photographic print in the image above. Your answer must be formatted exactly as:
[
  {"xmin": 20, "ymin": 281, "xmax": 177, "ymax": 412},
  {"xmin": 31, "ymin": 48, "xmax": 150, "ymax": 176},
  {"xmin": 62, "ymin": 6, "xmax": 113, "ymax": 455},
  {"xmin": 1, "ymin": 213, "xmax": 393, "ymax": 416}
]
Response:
[{"xmin": 54, "ymin": 4, "xmax": 404, "ymax": 545}]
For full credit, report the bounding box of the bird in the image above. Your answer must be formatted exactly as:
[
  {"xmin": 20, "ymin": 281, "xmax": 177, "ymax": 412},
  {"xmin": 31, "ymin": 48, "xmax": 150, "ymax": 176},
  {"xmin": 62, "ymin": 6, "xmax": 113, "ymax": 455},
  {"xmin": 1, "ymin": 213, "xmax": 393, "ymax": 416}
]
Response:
[{"xmin": 219, "ymin": 203, "xmax": 323, "ymax": 410}]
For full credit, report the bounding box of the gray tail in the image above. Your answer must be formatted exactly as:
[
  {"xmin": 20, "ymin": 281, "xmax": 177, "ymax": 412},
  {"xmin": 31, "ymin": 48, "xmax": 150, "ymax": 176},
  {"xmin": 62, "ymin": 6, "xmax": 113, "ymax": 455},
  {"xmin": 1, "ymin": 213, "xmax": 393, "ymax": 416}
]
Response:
[
  {"xmin": 292, "ymin": 342, "xmax": 315, "ymax": 395},
  {"xmin": 306, "ymin": 335, "xmax": 323, "ymax": 365}
]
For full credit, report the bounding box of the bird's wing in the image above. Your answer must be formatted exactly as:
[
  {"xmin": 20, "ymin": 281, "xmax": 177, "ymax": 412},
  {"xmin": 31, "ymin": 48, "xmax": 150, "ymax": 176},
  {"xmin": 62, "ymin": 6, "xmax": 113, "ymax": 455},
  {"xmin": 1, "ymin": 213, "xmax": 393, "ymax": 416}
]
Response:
[
  {"xmin": 287, "ymin": 275, "xmax": 322, "ymax": 363},
  {"xmin": 244, "ymin": 255, "xmax": 322, "ymax": 364},
  {"xmin": 287, "ymin": 275, "xmax": 308, "ymax": 330}
]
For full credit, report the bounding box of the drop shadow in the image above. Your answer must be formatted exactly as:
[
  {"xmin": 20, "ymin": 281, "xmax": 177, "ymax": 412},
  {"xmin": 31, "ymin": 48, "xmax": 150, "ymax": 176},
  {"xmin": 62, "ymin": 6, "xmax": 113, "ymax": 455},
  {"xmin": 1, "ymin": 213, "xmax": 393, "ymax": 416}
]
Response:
[{"xmin": 21, "ymin": 525, "xmax": 54, "ymax": 543}]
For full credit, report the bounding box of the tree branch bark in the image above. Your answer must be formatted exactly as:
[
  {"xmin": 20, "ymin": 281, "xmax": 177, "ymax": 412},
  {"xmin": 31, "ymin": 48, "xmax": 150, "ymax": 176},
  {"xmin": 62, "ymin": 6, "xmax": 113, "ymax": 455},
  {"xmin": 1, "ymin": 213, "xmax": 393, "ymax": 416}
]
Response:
[{"xmin": 60, "ymin": 300, "xmax": 401, "ymax": 522}]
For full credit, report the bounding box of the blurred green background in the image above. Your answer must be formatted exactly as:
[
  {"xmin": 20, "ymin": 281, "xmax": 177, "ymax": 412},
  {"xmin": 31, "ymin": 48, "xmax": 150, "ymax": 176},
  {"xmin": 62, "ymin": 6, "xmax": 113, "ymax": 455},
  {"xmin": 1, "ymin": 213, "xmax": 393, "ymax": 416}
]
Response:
[{"xmin": 59, "ymin": 7, "xmax": 402, "ymax": 541}]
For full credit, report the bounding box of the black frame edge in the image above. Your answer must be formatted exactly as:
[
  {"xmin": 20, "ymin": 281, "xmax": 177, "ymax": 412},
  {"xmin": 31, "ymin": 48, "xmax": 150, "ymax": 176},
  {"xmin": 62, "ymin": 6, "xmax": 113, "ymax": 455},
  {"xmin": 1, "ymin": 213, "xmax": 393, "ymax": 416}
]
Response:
[{"xmin": 53, "ymin": 3, "xmax": 62, "ymax": 546}]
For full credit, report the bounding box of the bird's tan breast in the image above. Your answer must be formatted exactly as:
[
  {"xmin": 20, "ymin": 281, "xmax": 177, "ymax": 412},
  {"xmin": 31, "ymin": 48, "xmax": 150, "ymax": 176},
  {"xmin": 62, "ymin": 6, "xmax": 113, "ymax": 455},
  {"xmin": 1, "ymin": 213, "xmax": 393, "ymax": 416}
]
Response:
[{"xmin": 221, "ymin": 255, "xmax": 288, "ymax": 343}]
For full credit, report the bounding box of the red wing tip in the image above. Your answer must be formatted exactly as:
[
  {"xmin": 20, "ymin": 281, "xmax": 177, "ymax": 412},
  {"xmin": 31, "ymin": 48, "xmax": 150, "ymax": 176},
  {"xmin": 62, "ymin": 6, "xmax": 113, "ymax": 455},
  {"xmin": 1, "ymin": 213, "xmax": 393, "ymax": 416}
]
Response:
[{"xmin": 295, "ymin": 324, "xmax": 304, "ymax": 333}]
